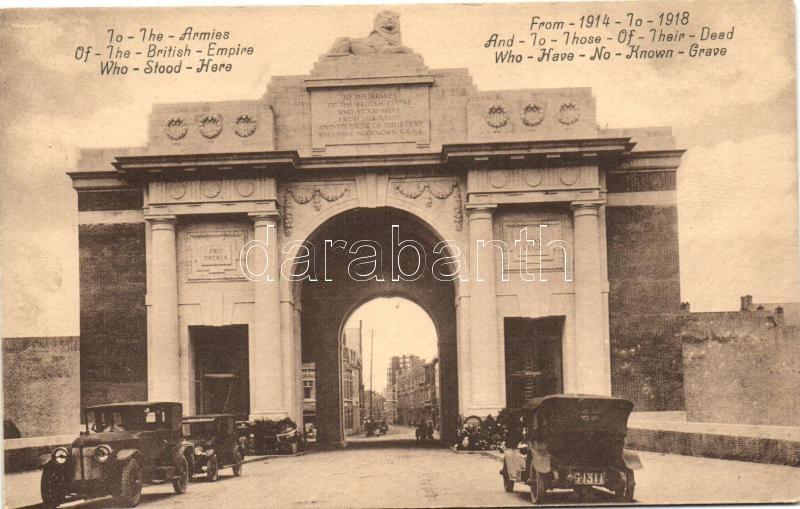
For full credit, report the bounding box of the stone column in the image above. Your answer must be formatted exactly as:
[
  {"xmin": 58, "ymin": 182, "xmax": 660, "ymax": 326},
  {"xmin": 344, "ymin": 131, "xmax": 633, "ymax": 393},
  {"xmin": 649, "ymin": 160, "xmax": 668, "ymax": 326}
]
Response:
[
  {"xmin": 147, "ymin": 215, "xmax": 181, "ymax": 402},
  {"xmin": 279, "ymin": 292, "xmax": 295, "ymax": 421},
  {"xmin": 571, "ymin": 201, "xmax": 612, "ymax": 395},
  {"xmin": 249, "ymin": 212, "xmax": 286, "ymax": 419},
  {"xmin": 455, "ymin": 291, "xmax": 471, "ymax": 416},
  {"xmin": 466, "ymin": 204, "xmax": 505, "ymax": 414}
]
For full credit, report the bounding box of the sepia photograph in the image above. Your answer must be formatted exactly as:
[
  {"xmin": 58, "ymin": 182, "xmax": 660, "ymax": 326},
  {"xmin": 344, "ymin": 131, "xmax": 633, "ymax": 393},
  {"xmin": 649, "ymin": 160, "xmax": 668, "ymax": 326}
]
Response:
[{"xmin": 1, "ymin": 1, "xmax": 799, "ymax": 507}]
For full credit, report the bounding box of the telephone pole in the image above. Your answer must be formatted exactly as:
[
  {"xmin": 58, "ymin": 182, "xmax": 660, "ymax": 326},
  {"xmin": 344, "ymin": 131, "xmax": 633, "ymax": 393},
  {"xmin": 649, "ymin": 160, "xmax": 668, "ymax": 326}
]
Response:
[{"xmin": 369, "ymin": 329, "xmax": 374, "ymax": 420}]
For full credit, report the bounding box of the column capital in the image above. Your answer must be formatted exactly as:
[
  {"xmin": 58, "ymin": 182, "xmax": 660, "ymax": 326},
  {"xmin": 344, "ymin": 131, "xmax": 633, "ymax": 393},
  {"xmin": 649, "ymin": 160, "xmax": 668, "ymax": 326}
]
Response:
[
  {"xmin": 146, "ymin": 215, "xmax": 177, "ymax": 230},
  {"xmin": 248, "ymin": 210, "xmax": 280, "ymax": 225},
  {"xmin": 570, "ymin": 200, "xmax": 604, "ymax": 217},
  {"xmin": 465, "ymin": 204, "xmax": 497, "ymax": 219}
]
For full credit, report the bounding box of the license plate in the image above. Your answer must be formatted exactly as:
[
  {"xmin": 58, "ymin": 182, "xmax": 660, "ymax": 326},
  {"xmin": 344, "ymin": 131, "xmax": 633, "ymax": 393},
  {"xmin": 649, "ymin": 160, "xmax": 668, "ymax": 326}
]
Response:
[{"xmin": 574, "ymin": 471, "xmax": 605, "ymax": 485}]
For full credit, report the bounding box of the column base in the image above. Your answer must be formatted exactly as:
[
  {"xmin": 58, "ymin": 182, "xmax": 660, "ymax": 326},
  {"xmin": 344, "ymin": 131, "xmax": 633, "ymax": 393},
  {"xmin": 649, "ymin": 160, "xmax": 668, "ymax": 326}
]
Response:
[
  {"xmin": 249, "ymin": 410, "xmax": 289, "ymax": 421},
  {"xmin": 462, "ymin": 405, "xmax": 505, "ymax": 418}
]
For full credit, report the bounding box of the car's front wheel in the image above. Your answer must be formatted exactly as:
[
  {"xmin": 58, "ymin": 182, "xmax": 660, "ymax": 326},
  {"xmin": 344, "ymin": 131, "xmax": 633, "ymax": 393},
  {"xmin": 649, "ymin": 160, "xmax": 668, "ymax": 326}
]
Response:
[
  {"xmin": 206, "ymin": 455, "xmax": 219, "ymax": 482},
  {"xmin": 118, "ymin": 458, "xmax": 143, "ymax": 508},
  {"xmin": 40, "ymin": 464, "xmax": 67, "ymax": 508},
  {"xmin": 529, "ymin": 468, "xmax": 548, "ymax": 504},
  {"xmin": 173, "ymin": 456, "xmax": 189, "ymax": 494}
]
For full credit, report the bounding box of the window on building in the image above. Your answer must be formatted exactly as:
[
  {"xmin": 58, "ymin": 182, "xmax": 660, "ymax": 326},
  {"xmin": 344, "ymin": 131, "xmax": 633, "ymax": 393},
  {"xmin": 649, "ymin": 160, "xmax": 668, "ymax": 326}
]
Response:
[
  {"xmin": 343, "ymin": 370, "xmax": 353, "ymax": 400},
  {"xmin": 303, "ymin": 379, "xmax": 314, "ymax": 400}
]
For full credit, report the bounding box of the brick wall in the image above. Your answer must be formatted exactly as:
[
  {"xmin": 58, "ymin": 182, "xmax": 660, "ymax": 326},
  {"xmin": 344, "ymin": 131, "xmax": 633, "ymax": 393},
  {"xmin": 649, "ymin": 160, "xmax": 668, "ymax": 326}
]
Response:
[
  {"xmin": 79, "ymin": 222, "xmax": 148, "ymax": 410},
  {"xmin": 606, "ymin": 205, "xmax": 684, "ymax": 410},
  {"xmin": 2, "ymin": 336, "xmax": 80, "ymax": 436},
  {"xmin": 681, "ymin": 312, "xmax": 800, "ymax": 426}
]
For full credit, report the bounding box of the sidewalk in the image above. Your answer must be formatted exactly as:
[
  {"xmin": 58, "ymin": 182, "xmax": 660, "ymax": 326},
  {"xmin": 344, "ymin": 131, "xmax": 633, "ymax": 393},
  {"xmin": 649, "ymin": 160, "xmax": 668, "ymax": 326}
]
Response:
[{"xmin": 627, "ymin": 412, "xmax": 799, "ymax": 465}]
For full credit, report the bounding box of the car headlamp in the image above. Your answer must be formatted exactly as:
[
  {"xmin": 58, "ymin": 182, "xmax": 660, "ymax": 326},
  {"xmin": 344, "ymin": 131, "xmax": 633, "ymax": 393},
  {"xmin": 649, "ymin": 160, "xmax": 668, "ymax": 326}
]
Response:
[
  {"xmin": 194, "ymin": 446, "xmax": 204, "ymax": 455},
  {"xmin": 52, "ymin": 447, "xmax": 69, "ymax": 464},
  {"xmin": 93, "ymin": 445, "xmax": 112, "ymax": 463}
]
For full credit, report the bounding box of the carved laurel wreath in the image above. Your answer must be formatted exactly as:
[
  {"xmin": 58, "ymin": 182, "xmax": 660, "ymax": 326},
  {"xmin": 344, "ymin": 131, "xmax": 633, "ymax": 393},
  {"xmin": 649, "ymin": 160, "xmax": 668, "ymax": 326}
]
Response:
[
  {"xmin": 165, "ymin": 117, "xmax": 188, "ymax": 140},
  {"xmin": 557, "ymin": 102, "xmax": 580, "ymax": 125},
  {"xmin": 283, "ymin": 186, "xmax": 351, "ymax": 235},
  {"xmin": 521, "ymin": 103, "xmax": 545, "ymax": 127},
  {"xmin": 199, "ymin": 115, "xmax": 223, "ymax": 139},
  {"xmin": 485, "ymin": 105, "xmax": 509, "ymax": 129},
  {"xmin": 234, "ymin": 115, "xmax": 257, "ymax": 138}
]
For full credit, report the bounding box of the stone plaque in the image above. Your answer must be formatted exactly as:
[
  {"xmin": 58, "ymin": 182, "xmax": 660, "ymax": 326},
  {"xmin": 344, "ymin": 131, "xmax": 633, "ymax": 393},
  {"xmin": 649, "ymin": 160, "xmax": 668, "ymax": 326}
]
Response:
[
  {"xmin": 310, "ymin": 85, "xmax": 430, "ymax": 148},
  {"xmin": 503, "ymin": 220, "xmax": 565, "ymax": 271},
  {"xmin": 187, "ymin": 230, "xmax": 248, "ymax": 281}
]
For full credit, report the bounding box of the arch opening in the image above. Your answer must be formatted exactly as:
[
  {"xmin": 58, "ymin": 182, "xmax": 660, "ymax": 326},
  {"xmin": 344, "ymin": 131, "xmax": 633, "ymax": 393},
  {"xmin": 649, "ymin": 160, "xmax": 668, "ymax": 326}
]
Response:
[
  {"xmin": 340, "ymin": 297, "xmax": 440, "ymax": 442},
  {"xmin": 297, "ymin": 207, "xmax": 459, "ymax": 446}
]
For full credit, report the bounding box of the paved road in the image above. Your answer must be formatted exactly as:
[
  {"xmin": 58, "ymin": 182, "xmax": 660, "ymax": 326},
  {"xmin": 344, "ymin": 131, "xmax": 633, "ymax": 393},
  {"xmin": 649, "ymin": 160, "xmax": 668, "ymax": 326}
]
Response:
[
  {"xmin": 346, "ymin": 424, "xmax": 436, "ymax": 443},
  {"xmin": 5, "ymin": 446, "xmax": 799, "ymax": 508}
]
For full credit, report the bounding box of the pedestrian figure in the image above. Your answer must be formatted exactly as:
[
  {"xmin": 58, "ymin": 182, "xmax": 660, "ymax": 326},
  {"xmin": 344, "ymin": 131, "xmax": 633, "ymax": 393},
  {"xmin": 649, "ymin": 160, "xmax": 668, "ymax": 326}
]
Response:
[{"xmin": 416, "ymin": 420, "xmax": 428, "ymax": 441}]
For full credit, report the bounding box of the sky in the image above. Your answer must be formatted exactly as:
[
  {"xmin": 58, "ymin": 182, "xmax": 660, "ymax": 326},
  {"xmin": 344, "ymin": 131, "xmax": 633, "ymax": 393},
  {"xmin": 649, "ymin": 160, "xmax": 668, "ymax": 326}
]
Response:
[
  {"xmin": 1, "ymin": 0, "xmax": 799, "ymax": 339},
  {"xmin": 344, "ymin": 297, "xmax": 437, "ymax": 395}
]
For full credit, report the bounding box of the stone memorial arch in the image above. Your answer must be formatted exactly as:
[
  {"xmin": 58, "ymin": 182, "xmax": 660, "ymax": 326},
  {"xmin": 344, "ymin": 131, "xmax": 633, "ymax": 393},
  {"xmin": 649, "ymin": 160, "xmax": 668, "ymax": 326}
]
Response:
[{"xmin": 69, "ymin": 12, "xmax": 684, "ymax": 445}]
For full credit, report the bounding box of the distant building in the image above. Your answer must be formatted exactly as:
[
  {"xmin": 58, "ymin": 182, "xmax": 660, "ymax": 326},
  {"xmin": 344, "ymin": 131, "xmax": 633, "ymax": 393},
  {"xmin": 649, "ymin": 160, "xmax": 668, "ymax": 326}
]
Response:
[
  {"xmin": 385, "ymin": 354, "xmax": 440, "ymax": 427},
  {"xmin": 423, "ymin": 359, "xmax": 440, "ymax": 429},
  {"xmin": 342, "ymin": 324, "xmax": 364, "ymax": 435},
  {"xmin": 301, "ymin": 362, "xmax": 316, "ymax": 434},
  {"xmin": 385, "ymin": 357, "xmax": 400, "ymax": 423},
  {"xmin": 302, "ymin": 322, "xmax": 365, "ymax": 436},
  {"xmin": 363, "ymin": 390, "xmax": 387, "ymax": 422}
]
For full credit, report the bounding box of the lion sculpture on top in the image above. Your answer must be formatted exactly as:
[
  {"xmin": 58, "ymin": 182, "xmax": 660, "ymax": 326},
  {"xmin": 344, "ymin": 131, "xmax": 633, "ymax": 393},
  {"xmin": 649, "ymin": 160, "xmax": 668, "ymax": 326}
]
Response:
[{"xmin": 327, "ymin": 11, "xmax": 413, "ymax": 56}]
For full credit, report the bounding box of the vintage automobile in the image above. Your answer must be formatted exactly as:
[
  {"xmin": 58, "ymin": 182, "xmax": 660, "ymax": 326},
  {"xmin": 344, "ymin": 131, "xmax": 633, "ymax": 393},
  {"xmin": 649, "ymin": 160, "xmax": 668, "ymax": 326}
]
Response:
[
  {"xmin": 500, "ymin": 394, "xmax": 642, "ymax": 503},
  {"xmin": 182, "ymin": 414, "xmax": 244, "ymax": 481},
  {"xmin": 39, "ymin": 401, "xmax": 191, "ymax": 508}
]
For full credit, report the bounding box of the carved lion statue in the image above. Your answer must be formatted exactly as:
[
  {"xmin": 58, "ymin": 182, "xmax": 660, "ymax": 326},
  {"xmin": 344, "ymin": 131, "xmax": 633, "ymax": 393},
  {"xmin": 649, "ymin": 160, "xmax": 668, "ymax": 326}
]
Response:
[{"xmin": 327, "ymin": 11, "xmax": 413, "ymax": 55}]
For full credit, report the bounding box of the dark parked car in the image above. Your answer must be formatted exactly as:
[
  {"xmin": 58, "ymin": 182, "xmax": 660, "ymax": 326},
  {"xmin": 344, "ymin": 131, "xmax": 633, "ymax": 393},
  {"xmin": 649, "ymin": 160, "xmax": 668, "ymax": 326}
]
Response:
[
  {"xmin": 500, "ymin": 394, "xmax": 642, "ymax": 503},
  {"xmin": 39, "ymin": 401, "xmax": 192, "ymax": 508},
  {"xmin": 182, "ymin": 414, "xmax": 243, "ymax": 481}
]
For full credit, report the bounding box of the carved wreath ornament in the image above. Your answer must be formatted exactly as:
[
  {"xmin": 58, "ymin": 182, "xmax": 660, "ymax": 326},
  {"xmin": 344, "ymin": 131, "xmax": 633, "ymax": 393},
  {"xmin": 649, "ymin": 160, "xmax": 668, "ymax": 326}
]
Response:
[
  {"xmin": 557, "ymin": 102, "xmax": 580, "ymax": 125},
  {"xmin": 521, "ymin": 103, "xmax": 545, "ymax": 127},
  {"xmin": 234, "ymin": 115, "xmax": 257, "ymax": 137},
  {"xmin": 165, "ymin": 117, "xmax": 188, "ymax": 140},
  {"xmin": 485, "ymin": 105, "xmax": 509, "ymax": 129},
  {"xmin": 199, "ymin": 115, "xmax": 223, "ymax": 139},
  {"xmin": 283, "ymin": 186, "xmax": 351, "ymax": 235}
]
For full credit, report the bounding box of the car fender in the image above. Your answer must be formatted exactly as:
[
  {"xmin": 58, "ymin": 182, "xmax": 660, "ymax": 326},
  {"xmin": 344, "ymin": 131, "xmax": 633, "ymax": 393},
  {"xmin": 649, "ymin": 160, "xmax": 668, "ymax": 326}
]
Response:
[
  {"xmin": 503, "ymin": 448, "xmax": 526, "ymax": 481},
  {"xmin": 174, "ymin": 443, "xmax": 193, "ymax": 462},
  {"xmin": 37, "ymin": 453, "xmax": 54, "ymax": 468},
  {"xmin": 116, "ymin": 449, "xmax": 141, "ymax": 463},
  {"xmin": 622, "ymin": 449, "xmax": 643, "ymax": 470},
  {"xmin": 530, "ymin": 440, "xmax": 551, "ymax": 473}
]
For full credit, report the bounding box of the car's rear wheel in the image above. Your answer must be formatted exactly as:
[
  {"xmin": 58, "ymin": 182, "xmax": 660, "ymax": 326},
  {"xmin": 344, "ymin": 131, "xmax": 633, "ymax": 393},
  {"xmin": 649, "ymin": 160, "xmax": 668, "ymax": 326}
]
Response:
[
  {"xmin": 118, "ymin": 458, "xmax": 143, "ymax": 508},
  {"xmin": 614, "ymin": 468, "xmax": 635, "ymax": 502},
  {"xmin": 173, "ymin": 456, "xmax": 189, "ymax": 494},
  {"xmin": 501, "ymin": 460, "xmax": 514, "ymax": 492},
  {"xmin": 232, "ymin": 449, "xmax": 243, "ymax": 476},
  {"xmin": 40, "ymin": 464, "xmax": 67, "ymax": 508},
  {"xmin": 529, "ymin": 467, "xmax": 547, "ymax": 504},
  {"xmin": 206, "ymin": 455, "xmax": 219, "ymax": 482}
]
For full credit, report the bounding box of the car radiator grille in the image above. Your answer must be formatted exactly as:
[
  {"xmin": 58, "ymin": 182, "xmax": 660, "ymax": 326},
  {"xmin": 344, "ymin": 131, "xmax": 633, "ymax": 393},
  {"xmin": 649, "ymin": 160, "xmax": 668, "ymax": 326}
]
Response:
[{"xmin": 72, "ymin": 447, "xmax": 84, "ymax": 480}]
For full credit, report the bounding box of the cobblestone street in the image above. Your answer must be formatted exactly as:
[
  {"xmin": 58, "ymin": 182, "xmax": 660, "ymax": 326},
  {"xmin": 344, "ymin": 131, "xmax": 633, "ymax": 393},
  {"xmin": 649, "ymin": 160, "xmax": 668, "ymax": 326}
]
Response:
[{"xmin": 6, "ymin": 440, "xmax": 800, "ymax": 508}]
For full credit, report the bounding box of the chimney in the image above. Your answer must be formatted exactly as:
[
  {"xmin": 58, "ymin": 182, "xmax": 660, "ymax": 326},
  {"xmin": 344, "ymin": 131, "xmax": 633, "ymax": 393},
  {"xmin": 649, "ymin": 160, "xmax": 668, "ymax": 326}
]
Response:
[{"xmin": 740, "ymin": 295, "xmax": 753, "ymax": 311}]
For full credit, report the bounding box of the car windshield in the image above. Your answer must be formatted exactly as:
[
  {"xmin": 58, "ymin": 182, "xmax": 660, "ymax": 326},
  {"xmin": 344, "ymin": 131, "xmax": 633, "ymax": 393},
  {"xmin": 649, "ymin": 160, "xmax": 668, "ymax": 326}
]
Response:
[
  {"xmin": 85, "ymin": 406, "xmax": 170, "ymax": 433},
  {"xmin": 182, "ymin": 421, "xmax": 216, "ymax": 438}
]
